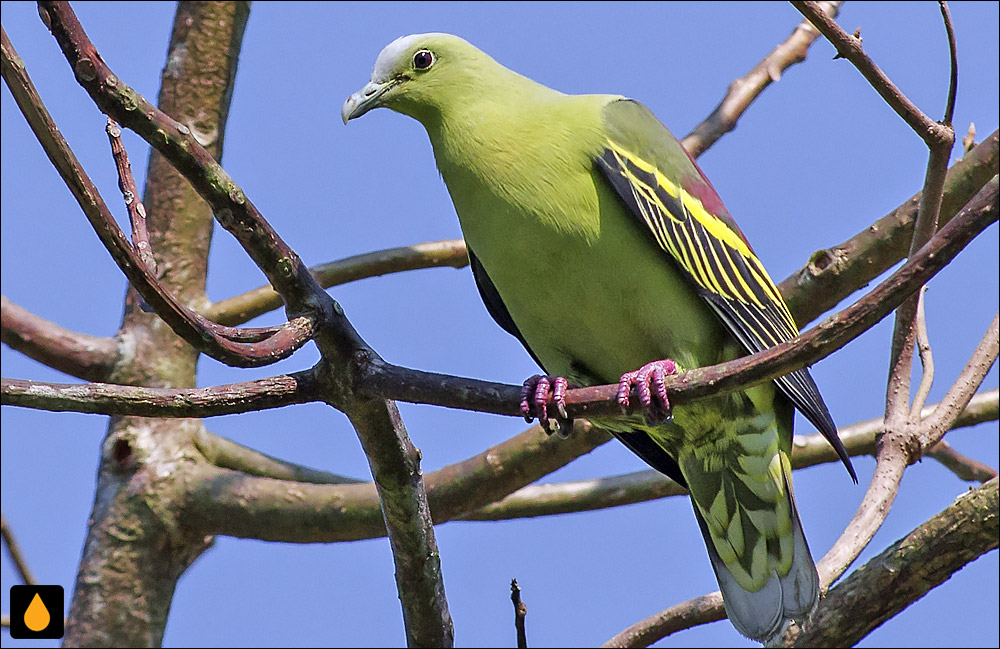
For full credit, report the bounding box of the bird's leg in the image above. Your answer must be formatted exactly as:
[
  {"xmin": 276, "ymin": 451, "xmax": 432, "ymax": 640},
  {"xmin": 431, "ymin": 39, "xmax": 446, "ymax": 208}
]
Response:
[
  {"xmin": 519, "ymin": 374, "xmax": 573, "ymax": 438},
  {"xmin": 617, "ymin": 359, "xmax": 679, "ymax": 424}
]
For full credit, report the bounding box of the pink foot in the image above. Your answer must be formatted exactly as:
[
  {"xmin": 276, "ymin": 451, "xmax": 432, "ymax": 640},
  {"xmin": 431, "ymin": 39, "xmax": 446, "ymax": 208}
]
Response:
[
  {"xmin": 617, "ymin": 359, "xmax": 679, "ymax": 424},
  {"xmin": 520, "ymin": 374, "xmax": 572, "ymax": 437}
]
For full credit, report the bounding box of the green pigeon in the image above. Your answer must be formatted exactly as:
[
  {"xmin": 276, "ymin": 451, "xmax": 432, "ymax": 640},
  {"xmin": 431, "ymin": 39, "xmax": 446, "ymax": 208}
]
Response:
[{"xmin": 343, "ymin": 33, "xmax": 855, "ymax": 643}]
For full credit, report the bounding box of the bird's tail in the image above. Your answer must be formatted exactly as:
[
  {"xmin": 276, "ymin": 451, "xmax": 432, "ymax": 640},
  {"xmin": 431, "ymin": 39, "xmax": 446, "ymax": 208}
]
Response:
[{"xmin": 679, "ymin": 420, "xmax": 818, "ymax": 643}]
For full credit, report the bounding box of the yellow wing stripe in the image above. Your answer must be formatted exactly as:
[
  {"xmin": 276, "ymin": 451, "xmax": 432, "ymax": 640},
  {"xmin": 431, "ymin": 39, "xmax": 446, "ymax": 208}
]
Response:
[{"xmin": 606, "ymin": 143, "xmax": 798, "ymax": 335}]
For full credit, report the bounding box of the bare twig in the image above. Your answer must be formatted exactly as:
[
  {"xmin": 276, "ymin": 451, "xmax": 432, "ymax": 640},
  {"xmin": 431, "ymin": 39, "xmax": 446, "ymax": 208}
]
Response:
[
  {"xmin": 511, "ymin": 579, "xmax": 528, "ymax": 649},
  {"xmin": 911, "ymin": 289, "xmax": 935, "ymax": 415},
  {"xmin": 209, "ymin": 239, "xmax": 470, "ymax": 326},
  {"xmin": 467, "ymin": 388, "xmax": 998, "ymax": 520},
  {"xmin": 791, "ymin": 1, "xmax": 954, "ymax": 147},
  {"xmin": 2, "ymin": 27, "xmax": 313, "ymax": 368},
  {"xmin": 921, "ymin": 313, "xmax": 1000, "ymax": 443},
  {"xmin": 1, "ymin": 513, "xmax": 36, "ymax": 585},
  {"xmin": 938, "ymin": 1, "xmax": 959, "ymax": 127},
  {"xmin": 1, "ymin": 371, "xmax": 319, "ymax": 418},
  {"xmin": 364, "ymin": 180, "xmax": 997, "ymax": 420},
  {"xmin": 192, "ymin": 429, "xmax": 364, "ymax": 485},
  {"xmin": 681, "ymin": 1, "xmax": 841, "ymax": 157},
  {"xmin": 104, "ymin": 117, "xmax": 315, "ymax": 347},
  {"xmin": 105, "ymin": 118, "xmax": 155, "ymax": 273},
  {"xmin": 602, "ymin": 593, "xmax": 725, "ymax": 648},
  {"xmin": 927, "ymin": 439, "xmax": 998, "ymax": 483},
  {"xmin": 38, "ymin": 5, "xmax": 453, "ymax": 642},
  {"xmin": 785, "ymin": 478, "xmax": 999, "ymax": 647},
  {"xmin": 780, "ymin": 131, "xmax": 997, "ymax": 327},
  {"xmin": 1, "ymin": 295, "xmax": 117, "ymax": 382}
]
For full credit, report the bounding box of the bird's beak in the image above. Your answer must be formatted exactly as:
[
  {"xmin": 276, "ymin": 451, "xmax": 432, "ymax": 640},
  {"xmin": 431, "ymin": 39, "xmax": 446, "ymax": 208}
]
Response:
[{"xmin": 342, "ymin": 79, "xmax": 396, "ymax": 124}]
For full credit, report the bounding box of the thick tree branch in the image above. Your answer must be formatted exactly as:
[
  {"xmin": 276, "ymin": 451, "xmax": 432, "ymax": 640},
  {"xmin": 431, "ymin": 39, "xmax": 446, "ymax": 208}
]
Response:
[
  {"xmin": 466, "ymin": 389, "xmax": 998, "ymax": 521},
  {"xmin": 58, "ymin": 4, "xmax": 251, "ymax": 646},
  {"xmin": 1, "ymin": 371, "xmax": 319, "ymax": 417},
  {"xmin": 38, "ymin": 5, "xmax": 453, "ymax": 642},
  {"xmin": 604, "ymin": 477, "xmax": 1000, "ymax": 648},
  {"xmin": 345, "ymin": 400, "xmax": 454, "ymax": 647},
  {"xmin": 192, "ymin": 428, "xmax": 363, "ymax": 485},
  {"xmin": 31, "ymin": 179, "xmax": 982, "ymax": 423},
  {"xmin": 182, "ymin": 420, "xmax": 611, "ymax": 542},
  {"xmin": 780, "ymin": 130, "xmax": 997, "ymax": 326},
  {"xmin": 363, "ymin": 181, "xmax": 997, "ymax": 420},
  {"xmin": 1, "ymin": 295, "xmax": 117, "ymax": 382},
  {"xmin": 785, "ymin": 477, "xmax": 998, "ymax": 647},
  {"xmin": 2, "ymin": 26, "xmax": 312, "ymax": 368}
]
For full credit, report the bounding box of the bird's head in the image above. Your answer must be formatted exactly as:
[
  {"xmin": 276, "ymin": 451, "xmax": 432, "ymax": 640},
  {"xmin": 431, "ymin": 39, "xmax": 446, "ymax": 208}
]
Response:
[{"xmin": 342, "ymin": 33, "xmax": 506, "ymax": 126}]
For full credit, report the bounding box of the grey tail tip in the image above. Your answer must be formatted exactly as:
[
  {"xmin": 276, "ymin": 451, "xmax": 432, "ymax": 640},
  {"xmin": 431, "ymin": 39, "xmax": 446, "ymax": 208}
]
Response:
[{"xmin": 760, "ymin": 619, "xmax": 792, "ymax": 647}]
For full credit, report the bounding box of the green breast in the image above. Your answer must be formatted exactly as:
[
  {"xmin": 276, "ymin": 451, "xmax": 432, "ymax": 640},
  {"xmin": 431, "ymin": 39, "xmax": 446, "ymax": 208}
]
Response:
[{"xmin": 428, "ymin": 93, "xmax": 729, "ymax": 385}]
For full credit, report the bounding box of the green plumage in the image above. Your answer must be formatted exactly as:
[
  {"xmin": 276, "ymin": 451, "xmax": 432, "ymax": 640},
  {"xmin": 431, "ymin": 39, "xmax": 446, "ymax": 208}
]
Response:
[{"xmin": 344, "ymin": 33, "xmax": 853, "ymax": 643}]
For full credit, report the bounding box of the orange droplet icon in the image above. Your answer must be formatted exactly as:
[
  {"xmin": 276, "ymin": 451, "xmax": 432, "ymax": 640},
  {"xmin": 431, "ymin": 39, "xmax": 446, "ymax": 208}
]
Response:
[{"xmin": 24, "ymin": 592, "xmax": 51, "ymax": 632}]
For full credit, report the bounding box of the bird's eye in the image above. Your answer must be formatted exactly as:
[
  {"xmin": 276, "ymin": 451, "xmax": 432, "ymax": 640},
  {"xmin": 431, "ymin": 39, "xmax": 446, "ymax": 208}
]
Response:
[{"xmin": 412, "ymin": 50, "xmax": 434, "ymax": 70}]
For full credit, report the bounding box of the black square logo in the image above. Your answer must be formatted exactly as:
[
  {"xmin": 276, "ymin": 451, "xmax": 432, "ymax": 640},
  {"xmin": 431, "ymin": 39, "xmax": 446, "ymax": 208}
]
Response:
[{"xmin": 9, "ymin": 585, "xmax": 65, "ymax": 639}]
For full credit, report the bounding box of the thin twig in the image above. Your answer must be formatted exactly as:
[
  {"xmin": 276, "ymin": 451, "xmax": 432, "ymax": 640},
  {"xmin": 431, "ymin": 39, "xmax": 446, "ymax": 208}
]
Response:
[
  {"xmin": 681, "ymin": 1, "xmax": 841, "ymax": 157},
  {"xmin": 192, "ymin": 429, "xmax": 364, "ymax": 485},
  {"xmin": 208, "ymin": 239, "xmax": 470, "ymax": 326},
  {"xmin": 785, "ymin": 478, "xmax": 999, "ymax": 647},
  {"xmin": 938, "ymin": 1, "xmax": 959, "ymax": 127},
  {"xmin": 1, "ymin": 513, "xmax": 36, "ymax": 585},
  {"xmin": 1, "ymin": 295, "xmax": 117, "ymax": 382},
  {"xmin": 792, "ymin": 1, "xmax": 953, "ymax": 148},
  {"xmin": 511, "ymin": 579, "xmax": 528, "ymax": 649},
  {"xmin": 602, "ymin": 592, "xmax": 725, "ymax": 648},
  {"xmin": 780, "ymin": 130, "xmax": 997, "ymax": 327},
  {"xmin": 364, "ymin": 180, "xmax": 997, "ymax": 420},
  {"xmin": 106, "ymin": 118, "xmax": 155, "ymax": 272},
  {"xmin": 911, "ymin": 289, "xmax": 935, "ymax": 415},
  {"xmin": 2, "ymin": 27, "xmax": 313, "ymax": 368},
  {"xmin": 1, "ymin": 371, "xmax": 320, "ymax": 417},
  {"xmin": 467, "ymin": 388, "xmax": 998, "ymax": 520},
  {"xmin": 927, "ymin": 440, "xmax": 998, "ymax": 483},
  {"xmin": 922, "ymin": 313, "xmax": 999, "ymax": 443}
]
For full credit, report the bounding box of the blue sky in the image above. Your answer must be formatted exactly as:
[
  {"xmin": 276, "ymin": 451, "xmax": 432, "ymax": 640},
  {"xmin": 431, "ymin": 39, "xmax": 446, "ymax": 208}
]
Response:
[{"xmin": 2, "ymin": 2, "xmax": 997, "ymax": 647}]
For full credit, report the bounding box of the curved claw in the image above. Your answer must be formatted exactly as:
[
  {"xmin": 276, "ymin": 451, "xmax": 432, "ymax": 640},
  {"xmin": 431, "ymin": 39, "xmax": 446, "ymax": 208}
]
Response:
[
  {"xmin": 617, "ymin": 359, "xmax": 679, "ymax": 424},
  {"xmin": 519, "ymin": 374, "xmax": 572, "ymax": 437}
]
